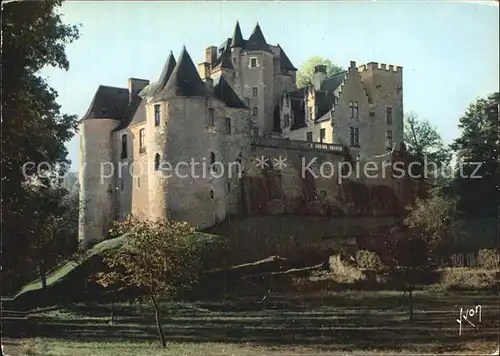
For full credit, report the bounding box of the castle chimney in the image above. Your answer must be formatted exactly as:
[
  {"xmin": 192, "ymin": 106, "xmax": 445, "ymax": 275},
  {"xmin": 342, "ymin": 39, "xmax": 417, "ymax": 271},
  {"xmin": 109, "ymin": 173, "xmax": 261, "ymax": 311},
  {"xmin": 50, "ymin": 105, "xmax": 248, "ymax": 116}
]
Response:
[
  {"xmin": 205, "ymin": 46, "xmax": 217, "ymax": 68},
  {"xmin": 198, "ymin": 62, "xmax": 211, "ymax": 80},
  {"xmin": 128, "ymin": 78, "xmax": 149, "ymax": 103},
  {"xmin": 313, "ymin": 64, "xmax": 327, "ymax": 90}
]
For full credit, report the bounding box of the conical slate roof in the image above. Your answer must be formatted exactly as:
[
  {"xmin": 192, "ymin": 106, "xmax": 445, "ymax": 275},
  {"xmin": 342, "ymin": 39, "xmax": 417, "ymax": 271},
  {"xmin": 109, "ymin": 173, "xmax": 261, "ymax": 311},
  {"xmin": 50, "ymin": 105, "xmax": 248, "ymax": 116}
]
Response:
[
  {"xmin": 244, "ymin": 23, "xmax": 272, "ymax": 53},
  {"xmin": 152, "ymin": 51, "xmax": 176, "ymax": 95},
  {"xmin": 155, "ymin": 47, "xmax": 214, "ymax": 100},
  {"xmin": 231, "ymin": 21, "xmax": 244, "ymax": 48}
]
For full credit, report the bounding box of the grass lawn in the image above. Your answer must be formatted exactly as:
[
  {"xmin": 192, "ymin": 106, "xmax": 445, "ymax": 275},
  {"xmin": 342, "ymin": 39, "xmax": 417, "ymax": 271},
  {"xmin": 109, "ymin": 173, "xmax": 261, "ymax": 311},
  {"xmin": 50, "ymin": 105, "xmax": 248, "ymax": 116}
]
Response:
[
  {"xmin": 14, "ymin": 338, "xmax": 500, "ymax": 356},
  {"xmin": 4, "ymin": 290, "xmax": 499, "ymax": 355}
]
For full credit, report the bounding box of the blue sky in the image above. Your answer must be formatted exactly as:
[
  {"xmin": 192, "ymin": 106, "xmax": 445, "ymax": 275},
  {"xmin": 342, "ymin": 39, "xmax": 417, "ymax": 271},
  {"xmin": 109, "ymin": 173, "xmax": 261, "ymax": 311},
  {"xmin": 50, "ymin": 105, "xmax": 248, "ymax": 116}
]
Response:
[{"xmin": 40, "ymin": 1, "xmax": 499, "ymax": 172}]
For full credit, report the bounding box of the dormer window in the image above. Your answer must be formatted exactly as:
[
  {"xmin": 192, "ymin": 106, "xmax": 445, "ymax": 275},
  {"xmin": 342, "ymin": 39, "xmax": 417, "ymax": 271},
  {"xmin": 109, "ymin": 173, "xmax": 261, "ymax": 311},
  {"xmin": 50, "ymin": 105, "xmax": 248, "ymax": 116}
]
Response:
[{"xmin": 250, "ymin": 57, "xmax": 258, "ymax": 68}]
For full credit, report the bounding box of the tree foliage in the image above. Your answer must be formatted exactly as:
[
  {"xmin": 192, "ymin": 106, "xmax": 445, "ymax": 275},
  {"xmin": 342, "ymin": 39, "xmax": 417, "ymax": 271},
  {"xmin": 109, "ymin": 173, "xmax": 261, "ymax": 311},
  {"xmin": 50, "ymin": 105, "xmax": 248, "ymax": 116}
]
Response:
[
  {"xmin": 1, "ymin": 0, "xmax": 80, "ymax": 292},
  {"xmin": 404, "ymin": 187, "xmax": 459, "ymax": 251},
  {"xmin": 296, "ymin": 56, "xmax": 344, "ymax": 88},
  {"xmin": 404, "ymin": 113, "xmax": 452, "ymax": 184},
  {"xmin": 96, "ymin": 217, "xmax": 226, "ymax": 347},
  {"xmin": 450, "ymin": 93, "xmax": 499, "ymax": 216}
]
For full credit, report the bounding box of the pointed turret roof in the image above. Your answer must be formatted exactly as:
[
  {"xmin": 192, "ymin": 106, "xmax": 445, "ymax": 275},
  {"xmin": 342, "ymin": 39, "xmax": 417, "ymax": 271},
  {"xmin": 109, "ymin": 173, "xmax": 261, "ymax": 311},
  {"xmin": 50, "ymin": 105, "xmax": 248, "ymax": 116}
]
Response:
[
  {"xmin": 244, "ymin": 23, "xmax": 272, "ymax": 53},
  {"xmin": 155, "ymin": 47, "xmax": 214, "ymax": 100},
  {"xmin": 231, "ymin": 21, "xmax": 244, "ymax": 48},
  {"xmin": 154, "ymin": 51, "xmax": 176, "ymax": 94}
]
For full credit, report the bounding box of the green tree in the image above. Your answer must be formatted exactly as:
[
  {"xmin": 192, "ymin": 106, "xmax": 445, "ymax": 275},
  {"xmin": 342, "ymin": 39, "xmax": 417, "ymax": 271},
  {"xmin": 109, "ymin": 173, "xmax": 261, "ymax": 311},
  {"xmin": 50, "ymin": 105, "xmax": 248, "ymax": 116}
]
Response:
[
  {"xmin": 450, "ymin": 93, "xmax": 499, "ymax": 217},
  {"xmin": 385, "ymin": 187, "xmax": 459, "ymax": 320},
  {"xmin": 404, "ymin": 113, "xmax": 452, "ymax": 184},
  {"xmin": 96, "ymin": 217, "xmax": 225, "ymax": 347},
  {"xmin": 1, "ymin": 0, "xmax": 80, "ymax": 292},
  {"xmin": 296, "ymin": 56, "xmax": 344, "ymax": 88},
  {"xmin": 404, "ymin": 187, "xmax": 459, "ymax": 251}
]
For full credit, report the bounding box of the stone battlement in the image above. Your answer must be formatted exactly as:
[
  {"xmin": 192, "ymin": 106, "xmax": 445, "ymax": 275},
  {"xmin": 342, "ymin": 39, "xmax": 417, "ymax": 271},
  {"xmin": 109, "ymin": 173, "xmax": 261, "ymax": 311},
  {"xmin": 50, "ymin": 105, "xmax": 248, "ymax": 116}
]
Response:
[
  {"xmin": 250, "ymin": 136, "xmax": 344, "ymax": 154},
  {"xmin": 357, "ymin": 62, "xmax": 402, "ymax": 73}
]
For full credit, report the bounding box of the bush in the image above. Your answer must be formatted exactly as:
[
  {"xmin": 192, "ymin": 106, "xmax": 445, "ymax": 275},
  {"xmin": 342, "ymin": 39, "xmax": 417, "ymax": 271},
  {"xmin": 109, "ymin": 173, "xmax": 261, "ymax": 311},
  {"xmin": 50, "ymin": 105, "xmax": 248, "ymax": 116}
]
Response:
[
  {"xmin": 478, "ymin": 249, "xmax": 499, "ymax": 270},
  {"xmin": 328, "ymin": 254, "xmax": 365, "ymax": 283},
  {"xmin": 439, "ymin": 267, "xmax": 497, "ymax": 291},
  {"xmin": 355, "ymin": 250, "xmax": 384, "ymax": 272}
]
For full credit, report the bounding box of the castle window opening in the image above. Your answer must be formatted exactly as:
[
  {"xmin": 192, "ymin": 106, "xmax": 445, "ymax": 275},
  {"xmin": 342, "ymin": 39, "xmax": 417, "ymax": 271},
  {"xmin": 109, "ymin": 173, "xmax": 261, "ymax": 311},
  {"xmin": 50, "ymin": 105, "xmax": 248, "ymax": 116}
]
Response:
[
  {"xmin": 244, "ymin": 97, "xmax": 250, "ymax": 107},
  {"xmin": 137, "ymin": 177, "xmax": 140, "ymax": 188},
  {"xmin": 284, "ymin": 114, "xmax": 290, "ymax": 127},
  {"xmin": 154, "ymin": 104, "xmax": 161, "ymax": 127},
  {"xmin": 120, "ymin": 178, "xmax": 124, "ymax": 191},
  {"xmin": 233, "ymin": 71, "xmax": 236, "ymax": 79},
  {"xmin": 121, "ymin": 134, "xmax": 128, "ymax": 159},
  {"xmin": 154, "ymin": 153, "xmax": 160, "ymax": 170},
  {"xmin": 253, "ymin": 107, "xmax": 258, "ymax": 116},
  {"xmin": 252, "ymin": 87, "xmax": 258, "ymax": 97},
  {"xmin": 210, "ymin": 190, "xmax": 214, "ymax": 199},
  {"xmin": 386, "ymin": 107, "xmax": 393, "ymax": 125},
  {"xmin": 309, "ymin": 106, "xmax": 313, "ymax": 121},
  {"xmin": 227, "ymin": 182, "xmax": 231, "ymax": 193},
  {"xmin": 386, "ymin": 130, "xmax": 393, "ymax": 149},
  {"xmin": 354, "ymin": 101, "xmax": 359, "ymax": 119},
  {"xmin": 320, "ymin": 128, "xmax": 326, "ymax": 143},
  {"xmin": 210, "ymin": 152, "xmax": 215, "ymax": 165},
  {"xmin": 350, "ymin": 127, "xmax": 360, "ymax": 147},
  {"xmin": 208, "ymin": 108, "xmax": 215, "ymax": 126},
  {"xmin": 250, "ymin": 57, "xmax": 257, "ymax": 68},
  {"xmin": 306, "ymin": 131, "xmax": 313, "ymax": 142},
  {"xmin": 252, "ymin": 127, "xmax": 259, "ymax": 136},
  {"xmin": 225, "ymin": 118, "xmax": 231, "ymax": 134},
  {"xmin": 139, "ymin": 128, "xmax": 146, "ymax": 153}
]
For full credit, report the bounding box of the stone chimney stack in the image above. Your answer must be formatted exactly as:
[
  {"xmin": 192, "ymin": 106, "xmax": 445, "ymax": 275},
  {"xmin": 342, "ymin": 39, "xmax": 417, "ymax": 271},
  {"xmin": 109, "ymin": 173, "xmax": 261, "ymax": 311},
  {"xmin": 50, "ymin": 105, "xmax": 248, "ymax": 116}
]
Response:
[
  {"xmin": 313, "ymin": 65, "xmax": 327, "ymax": 90},
  {"xmin": 205, "ymin": 46, "xmax": 217, "ymax": 69},
  {"xmin": 128, "ymin": 78, "xmax": 149, "ymax": 103},
  {"xmin": 198, "ymin": 62, "xmax": 213, "ymax": 91}
]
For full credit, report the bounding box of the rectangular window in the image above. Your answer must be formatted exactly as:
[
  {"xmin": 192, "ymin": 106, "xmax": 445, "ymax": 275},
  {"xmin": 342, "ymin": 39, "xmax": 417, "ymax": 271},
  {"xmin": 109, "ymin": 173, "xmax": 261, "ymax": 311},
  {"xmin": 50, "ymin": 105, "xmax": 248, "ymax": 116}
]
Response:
[
  {"xmin": 253, "ymin": 107, "xmax": 258, "ymax": 116},
  {"xmin": 252, "ymin": 127, "xmax": 259, "ymax": 136},
  {"xmin": 349, "ymin": 101, "xmax": 354, "ymax": 119},
  {"xmin": 386, "ymin": 107, "xmax": 393, "ymax": 125},
  {"xmin": 284, "ymin": 114, "xmax": 290, "ymax": 127},
  {"xmin": 154, "ymin": 104, "xmax": 160, "ymax": 126},
  {"xmin": 121, "ymin": 134, "xmax": 128, "ymax": 159},
  {"xmin": 208, "ymin": 108, "xmax": 215, "ymax": 126},
  {"xmin": 320, "ymin": 128, "xmax": 326, "ymax": 143},
  {"xmin": 349, "ymin": 127, "xmax": 355, "ymax": 146},
  {"xmin": 139, "ymin": 128, "xmax": 146, "ymax": 153},
  {"xmin": 225, "ymin": 117, "xmax": 231, "ymax": 134},
  {"xmin": 387, "ymin": 130, "xmax": 393, "ymax": 148},
  {"xmin": 306, "ymin": 132, "xmax": 313, "ymax": 142},
  {"xmin": 250, "ymin": 57, "xmax": 257, "ymax": 68},
  {"xmin": 120, "ymin": 178, "xmax": 124, "ymax": 191},
  {"xmin": 252, "ymin": 87, "xmax": 258, "ymax": 97},
  {"xmin": 355, "ymin": 128, "xmax": 360, "ymax": 146},
  {"xmin": 354, "ymin": 101, "xmax": 359, "ymax": 119},
  {"xmin": 244, "ymin": 97, "xmax": 250, "ymax": 107},
  {"xmin": 137, "ymin": 177, "xmax": 140, "ymax": 188},
  {"xmin": 309, "ymin": 107, "xmax": 313, "ymax": 121}
]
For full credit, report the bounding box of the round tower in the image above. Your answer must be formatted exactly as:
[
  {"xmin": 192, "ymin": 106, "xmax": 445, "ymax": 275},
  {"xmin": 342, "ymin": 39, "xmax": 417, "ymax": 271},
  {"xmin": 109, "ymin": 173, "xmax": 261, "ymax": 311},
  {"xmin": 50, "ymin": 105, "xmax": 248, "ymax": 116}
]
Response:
[{"xmin": 79, "ymin": 117, "xmax": 120, "ymax": 246}]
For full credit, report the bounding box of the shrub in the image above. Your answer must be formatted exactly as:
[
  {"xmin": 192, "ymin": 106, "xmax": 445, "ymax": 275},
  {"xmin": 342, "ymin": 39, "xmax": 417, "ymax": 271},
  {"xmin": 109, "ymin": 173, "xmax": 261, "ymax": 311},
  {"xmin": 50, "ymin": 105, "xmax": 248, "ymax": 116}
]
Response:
[
  {"xmin": 355, "ymin": 250, "xmax": 384, "ymax": 272},
  {"xmin": 477, "ymin": 249, "xmax": 499, "ymax": 270},
  {"xmin": 328, "ymin": 254, "xmax": 365, "ymax": 283},
  {"xmin": 439, "ymin": 267, "xmax": 497, "ymax": 291}
]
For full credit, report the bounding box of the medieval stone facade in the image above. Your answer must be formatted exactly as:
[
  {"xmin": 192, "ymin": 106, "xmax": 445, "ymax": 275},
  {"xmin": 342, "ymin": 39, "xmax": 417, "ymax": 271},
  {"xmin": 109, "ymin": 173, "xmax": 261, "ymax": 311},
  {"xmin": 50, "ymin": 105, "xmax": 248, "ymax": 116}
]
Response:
[{"xmin": 79, "ymin": 22, "xmax": 405, "ymax": 245}]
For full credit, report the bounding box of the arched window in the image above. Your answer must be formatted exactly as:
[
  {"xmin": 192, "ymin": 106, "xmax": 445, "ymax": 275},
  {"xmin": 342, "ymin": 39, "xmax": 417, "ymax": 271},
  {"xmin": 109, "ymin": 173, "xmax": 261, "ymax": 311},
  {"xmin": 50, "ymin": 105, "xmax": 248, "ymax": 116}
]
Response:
[{"xmin": 154, "ymin": 153, "xmax": 160, "ymax": 170}]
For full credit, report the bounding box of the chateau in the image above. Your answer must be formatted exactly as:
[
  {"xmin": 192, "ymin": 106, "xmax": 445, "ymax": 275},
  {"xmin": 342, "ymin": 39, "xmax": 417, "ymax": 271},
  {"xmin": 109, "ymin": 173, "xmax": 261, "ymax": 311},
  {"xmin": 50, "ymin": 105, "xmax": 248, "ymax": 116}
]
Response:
[{"xmin": 79, "ymin": 22, "xmax": 405, "ymax": 246}]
